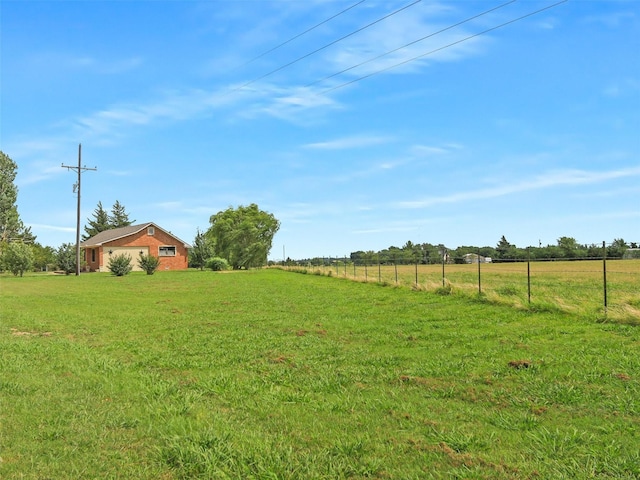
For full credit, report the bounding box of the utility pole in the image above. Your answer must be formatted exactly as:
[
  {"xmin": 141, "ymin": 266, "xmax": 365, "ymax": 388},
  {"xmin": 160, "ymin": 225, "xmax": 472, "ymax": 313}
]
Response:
[{"xmin": 62, "ymin": 144, "xmax": 97, "ymax": 276}]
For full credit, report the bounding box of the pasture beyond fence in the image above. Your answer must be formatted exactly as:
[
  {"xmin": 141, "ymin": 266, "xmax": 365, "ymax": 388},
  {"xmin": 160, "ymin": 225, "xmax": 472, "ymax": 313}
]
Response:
[{"xmin": 284, "ymin": 254, "xmax": 640, "ymax": 322}]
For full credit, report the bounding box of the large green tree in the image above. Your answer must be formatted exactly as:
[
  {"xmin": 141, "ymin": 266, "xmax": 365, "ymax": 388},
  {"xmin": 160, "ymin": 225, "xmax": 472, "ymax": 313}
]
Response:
[
  {"xmin": 83, "ymin": 201, "xmax": 111, "ymax": 240},
  {"xmin": 207, "ymin": 204, "xmax": 280, "ymax": 269},
  {"xmin": 0, "ymin": 151, "xmax": 33, "ymax": 243},
  {"xmin": 32, "ymin": 242, "xmax": 57, "ymax": 271},
  {"xmin": 83, "ymin": 200, "xmax": 135, "ymax": 240},
  {"xmin": 1, "ymin": 241, "xmax": 34, "ymax": 276},
  {"xmin": 110, "ymin": 200, "xmax": 135, "ymax": 228}
]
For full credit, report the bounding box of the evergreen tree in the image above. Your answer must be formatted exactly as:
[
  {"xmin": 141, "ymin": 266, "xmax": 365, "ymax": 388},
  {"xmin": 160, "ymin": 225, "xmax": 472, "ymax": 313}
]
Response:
[
  {"xmin": 109, "ymin": 200, "xmax": 135, "ymax": 228},
  {"xmin": 0, "ymin": 151, "xmax": 33, "ymax": 243},
  {"xmin": 495, "ymin": 235, "xmax": 513, "ymax": 259},
  {"xmin": 190, "ymin": 228, "xmax": 213, "ymax": 270},
  {"xmin": 83, "ymin": 201, "xmax": 111, "ymax": 240},
  {"xmin": 83, "ymin": 200, "xmax": 135, "ymax": 239},
  {"xmin": 56, "ymin": 243, "xmax": 76, "ymax": 275}
]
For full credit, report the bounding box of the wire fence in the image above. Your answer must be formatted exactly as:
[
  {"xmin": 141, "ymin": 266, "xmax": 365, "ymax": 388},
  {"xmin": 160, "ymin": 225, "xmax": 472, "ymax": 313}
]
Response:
[{"xmin": 282, "ymin": 244, "xmax": 640, "ymax": 322}]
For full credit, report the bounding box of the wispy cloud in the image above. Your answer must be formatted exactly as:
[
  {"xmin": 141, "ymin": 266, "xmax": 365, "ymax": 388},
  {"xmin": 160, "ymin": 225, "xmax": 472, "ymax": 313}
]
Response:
[
  {"xmin": 27, "ymin": 223, "xmax": 75, "ymax": 233},
  {"xmin": 397, "ymin": 166, "xmax": 640, "ymax": 209},
  {"xmin": 409, "ymin": 143, "xmax": 463, "ymax": 157},
  {"xmin": 29, "ymin": 52, "xmax": 143, "ymax": 75},
  {"xmin": 603, "ymin": 77, "xmax": 640, "ymax": 97},
  {"xmin": 582, "ymin": 11, "xmax": 636, "ymax": 29},
  {"xmin": 303, "ymin": 134, "xmax": 393, "ymax": 150}
]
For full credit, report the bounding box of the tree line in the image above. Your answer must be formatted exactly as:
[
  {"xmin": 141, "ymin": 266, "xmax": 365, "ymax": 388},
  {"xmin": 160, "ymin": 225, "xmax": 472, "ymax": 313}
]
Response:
[
  {"xmin": 350, "ymin": 236, "xmax": 635, "ymax": 265},
  {"xmin": 291, "ymin": 235, "xmax": 637, "ymax": 267}
]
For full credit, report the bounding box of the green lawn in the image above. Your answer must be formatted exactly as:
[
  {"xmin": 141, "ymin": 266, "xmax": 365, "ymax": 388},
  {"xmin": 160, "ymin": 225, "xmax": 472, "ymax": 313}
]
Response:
[{"xmin": 1, "ymin": 269, "xmax": 638, "ymax": 479}]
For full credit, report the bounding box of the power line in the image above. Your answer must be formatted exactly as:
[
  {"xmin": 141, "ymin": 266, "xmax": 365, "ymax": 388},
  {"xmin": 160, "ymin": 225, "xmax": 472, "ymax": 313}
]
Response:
[
  {"xmin": 306, "ymin": 0, "xmax": 517, "ymax": 89},
  {"xmin": 230, "ymin": 0, "xmax": 422, "ymax": 94},
  {"xmin": 321, "ymin": 0, "xmax": 568, "ymax": 94},
  {"xmin": 234, "ymin": 0, "xmax": 367, "ymax": 71}
]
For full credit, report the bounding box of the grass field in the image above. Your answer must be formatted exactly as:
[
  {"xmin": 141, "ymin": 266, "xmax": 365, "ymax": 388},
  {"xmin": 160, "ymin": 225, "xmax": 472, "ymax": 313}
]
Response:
[
  {"xmin": 305, "ymin": 260, "xmax": 640, "ymax": 323},
  {"xmin": 1, "ymin": 269, "xmax": 639, "ymax": 479}
]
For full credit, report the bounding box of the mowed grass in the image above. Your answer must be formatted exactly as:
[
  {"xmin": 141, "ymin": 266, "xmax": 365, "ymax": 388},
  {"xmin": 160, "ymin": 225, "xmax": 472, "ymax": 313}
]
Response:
[
  {"xmin": 1, "ymin": 269, "xmax": 638, "ymax": 479},
  {"xmin": 312, "ymin": 260, "xmax": 640, "ymax": 322}
]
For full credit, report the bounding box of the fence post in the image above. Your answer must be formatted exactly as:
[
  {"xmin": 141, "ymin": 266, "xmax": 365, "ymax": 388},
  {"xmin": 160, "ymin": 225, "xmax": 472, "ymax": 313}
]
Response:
[
  {"xmin": 353, "ymin": 261, "xmax": 356, "ymax": 279},
  {"xmin": 527, "ymin": 247, "xmax": 531, "ymax": 304},
  {"xmin": 394, "ymin": 261, "xmax": 398, "ymax": 285},
  {"xmin": 442, "ymin": 250, "xmax": 446, "ymax": 287},
  {"xmin": 603, "ymin": 241, "xmax": 608, "ymax": 316},
  {"xmin": 415, "ymin": 260, "xmax": 418, "ymax": 288},
  {"xmin": 378, "ymin": 255, "xmax": 381, "ymax": 283},
  {"xmin": 477, "ymin": 248, "xmax": 482, "ymax": 295}
]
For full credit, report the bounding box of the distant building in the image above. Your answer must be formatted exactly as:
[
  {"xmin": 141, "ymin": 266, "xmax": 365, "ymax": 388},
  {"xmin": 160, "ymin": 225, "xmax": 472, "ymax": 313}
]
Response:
[
  {"xmin": 622, "ymin": 248, "xmax": 640, "ymax": 259},
  {"xmin": 462, "ymin": 253, "xmax": 491, "ymax": 264}
]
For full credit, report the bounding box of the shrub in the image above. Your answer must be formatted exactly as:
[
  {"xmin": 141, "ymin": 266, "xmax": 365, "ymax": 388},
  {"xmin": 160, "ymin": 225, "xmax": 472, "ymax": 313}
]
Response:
[
  {"xmin": 56, "ymin": 243, "xmax": 76, "ymax": 275},
  {"xmin": 434, "ymin": 284, "xmax": 454, "ymax": 296},
  {"xmin": 108, "ymin": 253, "xmax": 132, "ymax": 276},
  {"xmin": 207, "ymin": 257, "xmax": 230, "ymax": 271},
  {"xmin": 1, "ymin": 242, "xmax": 34, "ymax": 277},
  {"xmin": 138, "ymin": 253, "xmax": 160, "ymax": 275}
]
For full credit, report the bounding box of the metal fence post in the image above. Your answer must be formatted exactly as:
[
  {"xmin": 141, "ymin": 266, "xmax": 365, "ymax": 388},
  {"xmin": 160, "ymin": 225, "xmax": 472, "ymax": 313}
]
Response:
[
  {"xmin": 527, "ymin": 247, "xmax": 531, "ymax": 304},
  {"xmin": 478, "ymin": 248, "xmax": 482, "ymax": 295},
  {"xmin": 603, "ymin": 241, "xmax": 608, "ymax": 316}
]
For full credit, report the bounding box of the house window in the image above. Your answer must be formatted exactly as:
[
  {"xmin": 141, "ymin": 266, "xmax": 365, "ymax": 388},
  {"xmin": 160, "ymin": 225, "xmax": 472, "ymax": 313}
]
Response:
[
  {"xmin": 159, "ymin": 246, "xmax": 176, "ymax": 257},
  {"xmin": 91, "ymin": 249, "xmax": 96, "ymax": 262},
  {"xmin": 148, "ymin": 227, "xmax": 155, "ymax": 236}
]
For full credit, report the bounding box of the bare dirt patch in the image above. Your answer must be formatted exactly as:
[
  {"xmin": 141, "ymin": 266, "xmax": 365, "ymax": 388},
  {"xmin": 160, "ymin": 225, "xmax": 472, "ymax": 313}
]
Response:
[{"xmin": 10, "ymin": 328, "xmax": 52, "ymax": 337}]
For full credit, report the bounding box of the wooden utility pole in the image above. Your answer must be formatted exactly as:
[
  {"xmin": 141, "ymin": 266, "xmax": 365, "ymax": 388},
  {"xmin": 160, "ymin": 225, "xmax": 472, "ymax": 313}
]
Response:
[{"xmin": 62, "ymin": 144, "xmax": 97, "ymax": 276}]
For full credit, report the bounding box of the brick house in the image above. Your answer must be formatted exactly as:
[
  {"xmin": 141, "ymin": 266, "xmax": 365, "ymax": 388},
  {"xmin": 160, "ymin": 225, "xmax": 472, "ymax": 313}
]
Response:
[{"xmin": 80, "ymin": 223, "xmax": 191, "ymax": 272}]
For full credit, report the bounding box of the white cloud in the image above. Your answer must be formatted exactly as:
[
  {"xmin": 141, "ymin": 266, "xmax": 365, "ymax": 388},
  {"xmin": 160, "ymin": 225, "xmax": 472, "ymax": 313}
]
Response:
[
  {"xmin": 397, "ymin": 166, "xmax": 640, "ymax": 209},
  {"xmin": 303, "ymin": 134, "xmax": 393, "ymax": 150},
  {"xmin": 27, "ymin": 223, "xmax": 75, "ymax": 233}
]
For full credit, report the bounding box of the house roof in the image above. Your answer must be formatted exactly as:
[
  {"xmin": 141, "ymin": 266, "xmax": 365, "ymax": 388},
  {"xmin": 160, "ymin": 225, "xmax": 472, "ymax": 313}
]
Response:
[{"xmin": 80, "ymin": 222, "xmax": 192, "ymax": 248}]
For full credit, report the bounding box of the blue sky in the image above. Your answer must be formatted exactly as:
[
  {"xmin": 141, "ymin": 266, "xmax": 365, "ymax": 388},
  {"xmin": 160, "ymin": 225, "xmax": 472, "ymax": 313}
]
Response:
[{"xmin": 2, "ymin": 0, "xmax": 639, "ymax": 259}]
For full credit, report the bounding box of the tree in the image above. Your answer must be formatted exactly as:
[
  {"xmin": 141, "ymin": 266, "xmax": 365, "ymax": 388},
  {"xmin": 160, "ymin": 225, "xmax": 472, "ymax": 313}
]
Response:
[
  {"xmin": 607, "ymin": 238, "xmax": 628, "ymax": 258},
  {"xmin": 495, "ymin": 236, "xmax": 513, "ymax": 259},
  {"xmin": 56, "ymin": 243, "xmax": 76, "ymax": 275},
  {"xmin": 32, "ymin": 242, "xmax": 56, "ymax": 271},
  {"xmin": 557, "ymin": 236, "xmax": 582, "ymax": 258},
  {"xmin": 83, "ymin": 201, "xmax": 111, "ymax": 240},
  {"xmin": 1, "ymin": 241, "xmax": 34, "ymax": 276},
  {"xmin": 110, "ymin": 200, "xmax": 135, "ymax": 228},
  {"xmin": 207, "ymin": 204, "xmax": 280, "ymax": 269},
  {"xmin": 83, "ymin": 200, "xmax": 135, "ymax": 240},
  {"xmin": 1, "ymin": 151, "xmax": 32, "ymax": 243},
  {"xmin": 190, "ymin": 228, "xmax": 213, "ymax": 270}
]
